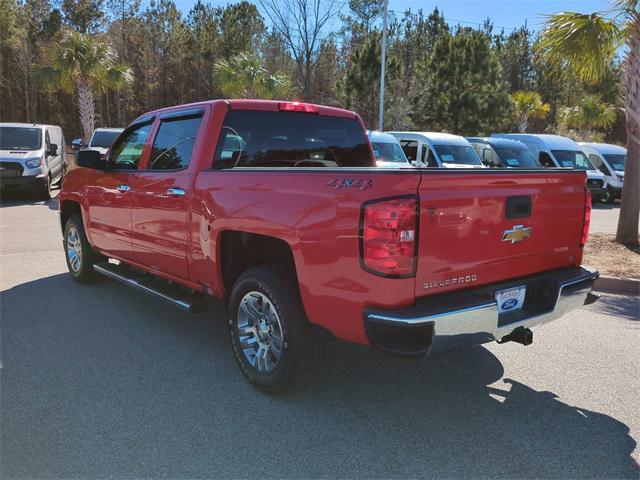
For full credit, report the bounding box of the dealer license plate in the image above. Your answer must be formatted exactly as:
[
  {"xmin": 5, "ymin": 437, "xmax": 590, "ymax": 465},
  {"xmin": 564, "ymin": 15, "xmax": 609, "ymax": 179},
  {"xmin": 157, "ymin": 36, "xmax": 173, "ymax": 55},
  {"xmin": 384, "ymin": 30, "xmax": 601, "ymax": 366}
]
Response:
[{"xmin": 496, "ymin": 286, "xmax": 526, "ymax": 314}]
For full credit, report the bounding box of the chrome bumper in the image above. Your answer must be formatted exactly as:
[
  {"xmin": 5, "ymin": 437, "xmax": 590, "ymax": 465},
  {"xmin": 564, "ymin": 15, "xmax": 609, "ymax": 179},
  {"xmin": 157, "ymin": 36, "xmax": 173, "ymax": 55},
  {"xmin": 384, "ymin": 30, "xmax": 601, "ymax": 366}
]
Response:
[{"xmin": 364, "ymin": 266, "xmax": 599, "ymax": 357}]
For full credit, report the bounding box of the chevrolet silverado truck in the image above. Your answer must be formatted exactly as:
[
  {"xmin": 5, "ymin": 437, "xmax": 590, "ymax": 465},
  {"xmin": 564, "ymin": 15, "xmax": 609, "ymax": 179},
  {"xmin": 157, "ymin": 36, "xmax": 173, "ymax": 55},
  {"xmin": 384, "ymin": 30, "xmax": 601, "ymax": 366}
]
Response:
[{"xmin": 60, "ymin": 99, "xmax": 599, "ymax": 393}]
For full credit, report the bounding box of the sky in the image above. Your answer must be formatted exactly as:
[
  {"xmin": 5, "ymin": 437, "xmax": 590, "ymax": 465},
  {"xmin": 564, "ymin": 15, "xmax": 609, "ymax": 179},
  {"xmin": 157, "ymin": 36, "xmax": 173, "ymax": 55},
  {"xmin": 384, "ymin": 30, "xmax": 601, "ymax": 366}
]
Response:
[{"xmin": 166, "ymin": 0, "xmax": 610, "ymax": 32}]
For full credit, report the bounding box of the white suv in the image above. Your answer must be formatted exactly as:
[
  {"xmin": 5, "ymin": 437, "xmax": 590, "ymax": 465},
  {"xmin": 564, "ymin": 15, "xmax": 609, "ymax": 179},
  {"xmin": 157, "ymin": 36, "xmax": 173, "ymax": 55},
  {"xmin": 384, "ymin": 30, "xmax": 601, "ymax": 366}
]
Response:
[{"xmin": 0, "ymin": 123, "xmax": 66, "ymax": 199}]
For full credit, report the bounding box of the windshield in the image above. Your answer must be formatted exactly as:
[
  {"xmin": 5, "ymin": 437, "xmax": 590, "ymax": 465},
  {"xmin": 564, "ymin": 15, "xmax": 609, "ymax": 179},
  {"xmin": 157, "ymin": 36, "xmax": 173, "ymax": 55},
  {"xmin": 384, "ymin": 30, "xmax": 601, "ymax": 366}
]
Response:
[
  {"xmin": 371, "ymin": 142, "xmax": 408, "ymax": 163},
  {"xmin": 433, "ymin": 145, "xmax": 482, "ymax": 166},
  {"xmin": 90, "ymin": 131, "xmax": 121, "ymax": 149},
  {"xmin": 494, "ymin": 146, "xmax": 541, "ymax": 168},
  {"xmin": 551, "ymin": 150, "xmax": 595, "ymax": 170},
  {"xmin": 0, "ymin": 127, "xmax": 42, "ymax": 150},
  {"xmin": 603, "ymin": 153, "xmax": 626, "ymax": 171}
]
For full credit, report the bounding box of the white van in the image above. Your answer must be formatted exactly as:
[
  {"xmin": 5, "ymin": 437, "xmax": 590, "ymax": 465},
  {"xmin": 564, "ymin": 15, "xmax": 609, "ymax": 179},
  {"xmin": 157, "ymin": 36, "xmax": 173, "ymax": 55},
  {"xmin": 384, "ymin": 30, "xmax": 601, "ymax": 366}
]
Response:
[
  {"xmin": 366, "ymin": 130, "xmax": 412, "ymax": 168},
  {"xmin": 0, "ymin": 123, "xmax": 66, "ymax": 199},
  {"xmin": 578, "ymin": 143, "xmax": 626, "ymax": 203},
  {"xmin": 387, "ymin": 131, "xmax": 484, "ymax": 168},
  {"xmin": 492, "ymin": 134, "xmax": 607, "ymax": 201}
]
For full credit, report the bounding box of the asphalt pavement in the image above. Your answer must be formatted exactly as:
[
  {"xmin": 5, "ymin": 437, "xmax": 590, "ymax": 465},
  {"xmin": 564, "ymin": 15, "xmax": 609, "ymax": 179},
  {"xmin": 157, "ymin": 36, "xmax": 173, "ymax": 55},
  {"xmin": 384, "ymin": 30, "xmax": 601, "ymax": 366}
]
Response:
[
  {"xmin": 1, "ymin": 191, "xmax": 638, "ymax": 479},
  {"xmin": 591, "ymin": 202, "xmax": 621, "ymax": 234}
]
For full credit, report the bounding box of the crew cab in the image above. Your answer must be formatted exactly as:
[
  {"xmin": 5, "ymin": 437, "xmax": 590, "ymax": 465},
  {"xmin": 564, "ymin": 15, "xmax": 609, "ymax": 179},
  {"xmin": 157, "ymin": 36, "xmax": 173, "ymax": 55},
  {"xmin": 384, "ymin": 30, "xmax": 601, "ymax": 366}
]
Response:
[{"xmin": 59, "ymin": 100, "xmax": 599, "ymax": 393}]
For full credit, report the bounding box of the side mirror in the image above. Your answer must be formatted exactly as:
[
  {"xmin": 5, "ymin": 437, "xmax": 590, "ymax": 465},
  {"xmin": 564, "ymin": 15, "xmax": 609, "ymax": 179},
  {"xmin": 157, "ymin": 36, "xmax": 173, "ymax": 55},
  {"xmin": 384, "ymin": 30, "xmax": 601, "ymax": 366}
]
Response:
[
  {"xmin": 76, "ymin": 149, "xmax": 106, "ymax": 170},
  {"xmin": 48, "ymin": 143, "xmax": 59, "ymax": 157}
]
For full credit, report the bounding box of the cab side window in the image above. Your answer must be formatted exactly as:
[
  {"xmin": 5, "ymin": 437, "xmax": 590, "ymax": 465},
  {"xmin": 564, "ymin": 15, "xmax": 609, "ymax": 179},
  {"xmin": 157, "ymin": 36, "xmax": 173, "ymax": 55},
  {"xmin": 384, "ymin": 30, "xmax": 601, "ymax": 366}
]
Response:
[
  {"xmin": 148, "ymin": 116, "xmax": 202, "ymax": 170},
  {"xmin": 538, "ymin": 152, "xmax": 555, "ymax": 168},
  {"xmin": 400, "ymin": 140, "xmax": 418, "ymax": 161},
  {"xmin": 109, "ymin": 123, "xmax": 152, "ymax": 170}
]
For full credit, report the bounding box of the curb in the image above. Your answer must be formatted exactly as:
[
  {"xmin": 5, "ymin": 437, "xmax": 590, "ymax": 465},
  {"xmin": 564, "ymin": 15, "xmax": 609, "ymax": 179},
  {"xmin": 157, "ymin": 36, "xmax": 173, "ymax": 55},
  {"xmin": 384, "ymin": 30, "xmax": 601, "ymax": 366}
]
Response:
[{"xmin": 593, "ymin": 276, "xmax": 640, "ymax": 296}]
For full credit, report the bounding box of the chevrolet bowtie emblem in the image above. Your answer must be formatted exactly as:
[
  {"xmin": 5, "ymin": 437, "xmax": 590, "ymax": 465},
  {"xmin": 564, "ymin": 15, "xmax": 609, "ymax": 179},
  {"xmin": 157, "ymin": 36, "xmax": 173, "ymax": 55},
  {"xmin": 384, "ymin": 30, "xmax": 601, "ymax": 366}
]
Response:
[{"xmin": 502, "ymin": 225, "xmax": 532, "ymax": 244}]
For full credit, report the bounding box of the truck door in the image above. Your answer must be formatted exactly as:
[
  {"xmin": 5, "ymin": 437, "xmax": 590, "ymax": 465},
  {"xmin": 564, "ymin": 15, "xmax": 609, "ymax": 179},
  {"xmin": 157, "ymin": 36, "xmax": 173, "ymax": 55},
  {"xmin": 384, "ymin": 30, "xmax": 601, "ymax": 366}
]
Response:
[
  {"xmin": 130, "ymin": 108, "xmax": 204, "ymax": 280},
  {"xmin": 85, "ymin": 119, "xmax": 153, "ymax": 258}
]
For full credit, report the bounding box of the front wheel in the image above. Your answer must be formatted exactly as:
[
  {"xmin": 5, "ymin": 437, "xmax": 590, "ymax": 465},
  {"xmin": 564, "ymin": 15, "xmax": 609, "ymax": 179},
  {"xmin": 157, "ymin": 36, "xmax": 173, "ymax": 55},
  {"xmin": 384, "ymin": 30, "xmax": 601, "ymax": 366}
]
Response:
[
  {"xmin": 228, "ymin": 265, "xmax": 324, "ymax": 394},
  {"xmin": 38, "ymin": 175, "xmax": 51, "ymax": 200},
  {"xmin": 64, "ymin": 214, "xmax": 103, "ymax": 282}
]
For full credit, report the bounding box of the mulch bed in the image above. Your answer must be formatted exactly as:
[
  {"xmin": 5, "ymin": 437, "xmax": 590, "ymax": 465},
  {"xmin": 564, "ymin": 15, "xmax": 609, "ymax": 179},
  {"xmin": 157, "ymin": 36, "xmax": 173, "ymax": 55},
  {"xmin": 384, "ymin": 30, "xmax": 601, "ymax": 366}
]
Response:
[{"xmin": 583, "ymin": 233, "xmax": 640, "ymax": 279}]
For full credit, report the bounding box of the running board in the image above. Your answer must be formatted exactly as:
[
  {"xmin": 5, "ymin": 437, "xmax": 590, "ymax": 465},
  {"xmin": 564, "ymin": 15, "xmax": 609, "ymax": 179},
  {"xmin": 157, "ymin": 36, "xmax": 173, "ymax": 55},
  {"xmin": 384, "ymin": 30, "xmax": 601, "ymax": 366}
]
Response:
[{"xmin": 93, "ymin": 262, "xmax": 209, "ymax": 313}]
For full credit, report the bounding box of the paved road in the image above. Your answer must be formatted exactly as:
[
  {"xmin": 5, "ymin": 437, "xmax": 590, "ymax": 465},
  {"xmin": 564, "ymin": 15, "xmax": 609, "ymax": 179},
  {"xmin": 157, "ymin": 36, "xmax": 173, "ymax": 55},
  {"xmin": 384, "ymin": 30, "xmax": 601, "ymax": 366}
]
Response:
[
  {"xmin": 591, "ymin": 202, "xmax": 621, "ymax": 234},
  {"xmin": 1, "ymin": 191, "xmax": 639, "ymax": 479}
]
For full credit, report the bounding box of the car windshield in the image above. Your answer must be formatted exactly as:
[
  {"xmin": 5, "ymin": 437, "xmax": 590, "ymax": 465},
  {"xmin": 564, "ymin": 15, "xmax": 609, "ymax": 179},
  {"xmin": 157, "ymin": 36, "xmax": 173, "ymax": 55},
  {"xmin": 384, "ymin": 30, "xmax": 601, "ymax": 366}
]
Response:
[
  {"xmin": 433, "ymin": 145, "xmax": 482, "ymax": 166},
  {"xmin": 0, "ymin": 126, "xmax": 42, "ymax": 150},
  {"xmin": 371, "ymin": 142, "xmax": 408, "ymax": 163},
  {"xmin": 493, "ymin": 146, "xmax": 541, "ymax": 168},
  {"xmin": 551, "ymin": 150, "xmax": 595, "ymax": 170},
  {"xmin": 90, "ymin": 131, "xmax": 121, "ymax": 149},
  {"xmin": 603, "ymin": 153, "xmax": 626, "ymax": 171}
]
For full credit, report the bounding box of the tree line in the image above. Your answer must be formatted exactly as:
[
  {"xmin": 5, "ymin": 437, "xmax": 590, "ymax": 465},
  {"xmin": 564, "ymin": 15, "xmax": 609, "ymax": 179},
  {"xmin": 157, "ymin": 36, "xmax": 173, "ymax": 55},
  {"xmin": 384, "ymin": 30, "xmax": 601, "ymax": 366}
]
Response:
[{"xmin": 0, "ymin": 0, "xmax": 627, "ymax": 145}]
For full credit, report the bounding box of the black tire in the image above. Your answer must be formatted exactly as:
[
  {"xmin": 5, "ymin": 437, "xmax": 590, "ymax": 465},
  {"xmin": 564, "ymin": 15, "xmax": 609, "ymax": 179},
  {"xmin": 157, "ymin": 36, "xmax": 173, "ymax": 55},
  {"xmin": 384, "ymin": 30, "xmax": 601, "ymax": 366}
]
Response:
[
  {"xmin": 39, "ymin": 174, "xmax": 51, "ymax": 200},
  {"xmin": 605, "ymin": 188, "xmax": 616, "ymax": 204},
  {"xmin": 63, "ymin": 214, "xmax": 104, "ymax": 282},
  {"xmin": 228, "ymin": 264, "xmax": 324, "ymax": 394}
]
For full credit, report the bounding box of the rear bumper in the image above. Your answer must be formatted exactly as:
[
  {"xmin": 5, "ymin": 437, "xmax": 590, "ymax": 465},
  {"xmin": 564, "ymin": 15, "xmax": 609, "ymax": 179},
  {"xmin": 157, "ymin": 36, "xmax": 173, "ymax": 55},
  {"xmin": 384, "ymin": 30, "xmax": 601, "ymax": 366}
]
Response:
[{"xmin": 364, "ymin": 266, "xmax": 599, "ymax": 357}]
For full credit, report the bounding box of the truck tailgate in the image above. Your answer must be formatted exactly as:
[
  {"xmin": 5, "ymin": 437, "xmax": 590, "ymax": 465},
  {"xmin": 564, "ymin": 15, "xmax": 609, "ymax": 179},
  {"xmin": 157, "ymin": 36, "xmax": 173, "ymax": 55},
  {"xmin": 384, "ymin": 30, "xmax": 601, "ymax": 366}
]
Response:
[{"xmin": 416, "ymin": 171, "xmax": 587, "ymax": 297}]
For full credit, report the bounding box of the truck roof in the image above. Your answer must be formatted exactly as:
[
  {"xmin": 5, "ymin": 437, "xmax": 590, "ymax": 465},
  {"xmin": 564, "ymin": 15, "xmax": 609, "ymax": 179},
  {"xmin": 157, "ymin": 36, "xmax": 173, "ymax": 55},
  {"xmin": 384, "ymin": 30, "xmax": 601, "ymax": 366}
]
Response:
[
  {"xmin": 386, "ymin": 131, "xmax": 471, "ymax": 146},
  {"xmin": 578, "ymin": 142, "xmax": 626, "ymax": 155}
]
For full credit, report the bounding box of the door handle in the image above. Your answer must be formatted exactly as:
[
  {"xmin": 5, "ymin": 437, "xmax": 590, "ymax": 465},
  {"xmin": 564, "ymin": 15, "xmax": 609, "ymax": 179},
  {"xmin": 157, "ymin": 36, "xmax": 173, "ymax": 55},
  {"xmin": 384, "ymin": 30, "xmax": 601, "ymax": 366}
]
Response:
[
  {"xmin": 116, "ymin": 184, "xmax": 130, "ymax": 192},
  {"xmin": 166, "ymin": 187, "xmax": 186, "ymax": 197}
]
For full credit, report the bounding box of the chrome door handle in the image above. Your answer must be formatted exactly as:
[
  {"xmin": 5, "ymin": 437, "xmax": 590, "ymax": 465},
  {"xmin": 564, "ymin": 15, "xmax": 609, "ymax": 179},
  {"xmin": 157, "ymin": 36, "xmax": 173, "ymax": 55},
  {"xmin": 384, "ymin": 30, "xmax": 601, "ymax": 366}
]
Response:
[
  {"xmin": 166, "ymin": 187, "xmax": 186, "ymax": 197},
  {"xmin": 116, "ymin": 184, "xmax": 130, "ymax": 192}
]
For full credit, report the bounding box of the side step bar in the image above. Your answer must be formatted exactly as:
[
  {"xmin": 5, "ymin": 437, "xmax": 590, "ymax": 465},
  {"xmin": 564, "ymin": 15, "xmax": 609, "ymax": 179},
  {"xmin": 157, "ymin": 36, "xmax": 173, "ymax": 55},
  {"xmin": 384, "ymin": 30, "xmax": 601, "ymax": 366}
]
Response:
[{"xmin": 94, "ymin": 262, "xmax": 209, "ymax": 313}]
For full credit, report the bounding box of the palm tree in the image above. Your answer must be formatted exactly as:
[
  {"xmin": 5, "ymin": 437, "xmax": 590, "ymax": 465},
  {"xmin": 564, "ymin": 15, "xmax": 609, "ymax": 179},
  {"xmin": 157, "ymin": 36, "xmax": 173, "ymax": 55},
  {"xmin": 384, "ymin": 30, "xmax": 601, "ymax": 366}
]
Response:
[
  {"xmin": 39, "ymin": 30, "xmax": 133, "ymax": 143},
  {"xmin": 214, "ymin": 52, "xmax": 290, "ymax": 99},
  {"xmin": 558, "ymin": 95, "xmax": 618, "ymax": 139},
  {"xmin": 511, "ymin": 91, "xmax": 550, "ymax": 132},
  {"xmin": 539, "ymin": 1, "xmax": 639, "ymax": 244}
]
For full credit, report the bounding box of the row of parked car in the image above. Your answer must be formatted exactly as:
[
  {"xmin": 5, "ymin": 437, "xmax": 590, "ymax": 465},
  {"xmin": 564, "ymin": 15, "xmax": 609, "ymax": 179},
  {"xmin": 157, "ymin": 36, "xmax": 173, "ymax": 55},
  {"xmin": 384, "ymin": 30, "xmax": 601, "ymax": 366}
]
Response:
[{"xmin": 368, "ymin": 131, "xmax": 627, "ymax": 203}]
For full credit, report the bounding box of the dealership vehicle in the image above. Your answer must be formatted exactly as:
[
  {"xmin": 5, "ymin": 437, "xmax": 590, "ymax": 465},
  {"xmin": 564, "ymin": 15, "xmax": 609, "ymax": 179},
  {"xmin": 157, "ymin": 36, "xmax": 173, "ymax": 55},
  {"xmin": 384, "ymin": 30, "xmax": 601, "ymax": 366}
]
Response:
[
  {"xmin": 579, "ymin": 143, "xmax": 626, "ymax": 203},
  {"xmin": 388, "ymin": 131, "xmax": 484, "ymax": 168},
  {"xmin": 60, "ymin": 100, "xmax": 598, "ymax": 393},
  {"xmin": 0, "ymin": 123, "xmax": 66, "ymax": 199},
  {"xmin": 72, "ymin": 128, "xmax": 124, "ymax": 155},
  {"xmin": 467, "ymin": 137, "xmax": 541, "ymax": 168},
  {"xmin": 492, "ymin": 134, "xmax": 607, "ymax": 201},
  {"xmin": 367, "ymin": 130, "xmax": 412, "ymax": 168}
]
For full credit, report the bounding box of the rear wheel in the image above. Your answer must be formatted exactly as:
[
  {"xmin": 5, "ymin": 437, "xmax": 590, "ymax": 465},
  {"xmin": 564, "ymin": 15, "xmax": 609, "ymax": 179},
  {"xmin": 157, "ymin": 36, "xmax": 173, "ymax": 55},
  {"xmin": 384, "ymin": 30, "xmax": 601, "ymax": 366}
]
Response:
[
  {"xmin": 228, "ymin": 265, "xmax": 324, "ymax": 394},
  {"xmin": 64, "ymin": 214, "xmax": 103, "ymax": 282}
]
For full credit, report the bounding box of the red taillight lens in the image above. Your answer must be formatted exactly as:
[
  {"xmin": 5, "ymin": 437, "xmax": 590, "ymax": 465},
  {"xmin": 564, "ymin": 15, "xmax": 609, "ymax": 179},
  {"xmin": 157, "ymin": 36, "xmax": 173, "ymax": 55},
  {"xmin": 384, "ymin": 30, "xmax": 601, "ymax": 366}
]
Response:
[
  {"xmin": 581, "ymin": 189, "xmax": 592, "ymax": 246},
  {"xmin": 361, "ymin": 197, "xmax": 418, "ymax": 277},
  {"xmin": 278, "ymin": 102, "xmax": 319, "ymax": 113}
]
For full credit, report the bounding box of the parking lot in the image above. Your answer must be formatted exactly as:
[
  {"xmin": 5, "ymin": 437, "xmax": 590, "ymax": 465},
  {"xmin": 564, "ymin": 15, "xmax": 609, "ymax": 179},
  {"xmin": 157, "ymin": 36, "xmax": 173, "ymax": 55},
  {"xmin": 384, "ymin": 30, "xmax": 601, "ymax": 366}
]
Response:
[{"xmin": 1, "ymin": 192, "xmax": 639, "ymax": 479}]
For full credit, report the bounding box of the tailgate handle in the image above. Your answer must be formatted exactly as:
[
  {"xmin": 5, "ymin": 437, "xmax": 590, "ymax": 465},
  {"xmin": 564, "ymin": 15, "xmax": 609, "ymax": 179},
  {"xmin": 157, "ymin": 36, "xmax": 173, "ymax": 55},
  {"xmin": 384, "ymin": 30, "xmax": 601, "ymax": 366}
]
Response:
[{"xmin": 506, "ymin": 196, "xmax": 531, "ymax": 219}]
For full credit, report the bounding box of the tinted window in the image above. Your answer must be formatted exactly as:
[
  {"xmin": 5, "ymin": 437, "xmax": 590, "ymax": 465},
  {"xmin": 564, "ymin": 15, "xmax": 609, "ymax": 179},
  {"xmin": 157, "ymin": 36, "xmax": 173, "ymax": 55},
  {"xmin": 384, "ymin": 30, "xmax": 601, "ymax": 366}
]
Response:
[
  {"xmin": 371, "ymin": 142, "xmax": 407, "ymax": 163},
  {"xmin": 493, "ymin": 146, "xmax": 540, "ymax": 168},
  {"xmin": 213, "ymin": 111, "xmax": 371, "ymax": 169},
  {"xmin": 399, "ymin": 140, "xmax": 418, "ymax": 161},
  {"xmin": 91, "ymin": 131, "xmax": 121, "ymax": 149},
  {"xmin": 0, "ymin": 127, "xmax": 42, "ymax": 150},
  {"xmin": 109, "ymin": 123, "xmax": 152, "ymax": 170},
  {"xmin": 551, "ymin": 150, "xmax": 594, "ymax": 170},
  {"xmin": 149, "ymin": 117, "xmax": 202, "ymax": 170},
  {"xmin": 423, "ymin": 147, "xmax": 437, "ymax": 167},
  {"xmin": 603, "ymin": 154, "xmax": 626, "ymax": 171},
  {"xmin": 433, "ymin": 145, "xmax": 483, "ymax": 166},
  {"xmin": 539, "ymin": 152, "xmax": 556, "ymax": 167}
]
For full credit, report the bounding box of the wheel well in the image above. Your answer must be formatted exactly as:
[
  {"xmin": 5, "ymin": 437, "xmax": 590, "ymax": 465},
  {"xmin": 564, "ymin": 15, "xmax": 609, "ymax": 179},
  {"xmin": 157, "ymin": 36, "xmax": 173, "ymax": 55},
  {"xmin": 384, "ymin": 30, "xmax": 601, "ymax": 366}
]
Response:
[
  {"xmin": 60, "ymin": 200, "xmax": 81, "ymax": 231},
  {"xmin": 220, "ymin": 231, "xmax": 297, "ymax": 295}
]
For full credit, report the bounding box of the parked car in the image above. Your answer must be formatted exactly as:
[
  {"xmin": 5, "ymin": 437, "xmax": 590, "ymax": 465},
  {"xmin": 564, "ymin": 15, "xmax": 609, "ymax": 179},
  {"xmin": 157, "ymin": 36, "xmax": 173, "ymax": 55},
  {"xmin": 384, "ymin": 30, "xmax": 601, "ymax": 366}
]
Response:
[
  {"xmin": 492, "ymin": 134, "xmax": 607, "ymax": 201},
  {"xmin": 578, "ymin": 143, "xmax": 626, "ymax": 203},
  {"xmin": 467, "ymin": 137, "xmax": 542, "ymax": 168},
  {"xmin": 0, "ymin": 122, "xmax": 66, "ymax": 199},
  {"xmin": 387, "ymin": 131, "xmax": 484, "ymax": 168},
  {"xmin": 72, "ymin": 127, "xmax": 124, "ymax": 155},
  {"xmin": 61, "ymin": 99, "xmax": 598, "ymax": 393},
  {"xmin": 367, "ymin": 130, "xmax": 413, "ymax": 168}
]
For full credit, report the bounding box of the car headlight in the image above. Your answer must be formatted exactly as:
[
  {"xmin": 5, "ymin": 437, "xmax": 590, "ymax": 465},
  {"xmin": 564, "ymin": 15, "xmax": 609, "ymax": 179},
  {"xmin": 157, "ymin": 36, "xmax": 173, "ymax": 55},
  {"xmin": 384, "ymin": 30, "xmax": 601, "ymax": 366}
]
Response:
[{"xmin": 25, "ymin": 157, "xmax": 43, "ymax": 169}]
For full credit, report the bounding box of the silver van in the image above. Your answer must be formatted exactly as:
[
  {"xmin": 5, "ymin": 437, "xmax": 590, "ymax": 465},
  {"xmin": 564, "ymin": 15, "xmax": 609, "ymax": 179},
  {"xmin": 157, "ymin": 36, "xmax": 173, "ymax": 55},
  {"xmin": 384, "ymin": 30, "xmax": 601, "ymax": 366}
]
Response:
[
  {"xmin": 387, "ymin": 131, "xmax": 484, "ymax": 168},
  {"xmin": 0, "ymin": 123, "xmax": 66, "ymax": 199},
  {"xmin": 579, "ymin": 143, "xmax": 626, "ymax": 203}
]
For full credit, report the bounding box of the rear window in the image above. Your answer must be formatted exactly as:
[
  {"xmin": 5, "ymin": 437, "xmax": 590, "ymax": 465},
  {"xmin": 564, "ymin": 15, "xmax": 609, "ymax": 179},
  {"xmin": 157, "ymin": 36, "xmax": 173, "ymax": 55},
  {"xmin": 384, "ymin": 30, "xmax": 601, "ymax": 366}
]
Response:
[
  {"xmin": 213, "ymin": 110, "xmax": 372, "ymax": 169},
  {"xmin": 0, "ymin": 127, "xmax": 42, "ymax": 151},
  {"xmin": 433, "ymin": 145, "xmax": 483, "ymax": 166}
]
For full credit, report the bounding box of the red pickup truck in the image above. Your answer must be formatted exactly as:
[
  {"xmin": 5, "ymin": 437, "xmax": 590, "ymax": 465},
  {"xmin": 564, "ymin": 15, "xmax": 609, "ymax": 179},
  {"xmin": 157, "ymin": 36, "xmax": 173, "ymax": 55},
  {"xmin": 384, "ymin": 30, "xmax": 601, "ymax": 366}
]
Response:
[{"xmin": 60, "ymin": 99, "xmax": 598, "ymax": 393}]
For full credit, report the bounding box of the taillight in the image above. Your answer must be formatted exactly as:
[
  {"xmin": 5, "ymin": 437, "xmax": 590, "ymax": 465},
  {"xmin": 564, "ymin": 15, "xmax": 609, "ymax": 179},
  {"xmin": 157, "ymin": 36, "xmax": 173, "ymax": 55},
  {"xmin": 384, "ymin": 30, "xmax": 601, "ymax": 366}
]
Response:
[
  {"xmin": 581, "ymin": 189, "xmax": 592, "ymax": 246},
  {"xmin": 361, "ymin": 197, "xmax": 418, "ymax": 277},
  {"xmin": 278, "ymin": 101, "xmax": 319, "ymax": 113}
]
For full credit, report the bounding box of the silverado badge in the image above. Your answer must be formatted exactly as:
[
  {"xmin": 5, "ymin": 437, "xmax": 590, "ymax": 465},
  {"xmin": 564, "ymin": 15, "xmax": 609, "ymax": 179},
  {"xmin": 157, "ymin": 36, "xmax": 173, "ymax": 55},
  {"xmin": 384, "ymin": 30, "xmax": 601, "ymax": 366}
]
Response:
[{"xmin": 502, "ymin": 225, "xmax": 532, "ymax": 244}]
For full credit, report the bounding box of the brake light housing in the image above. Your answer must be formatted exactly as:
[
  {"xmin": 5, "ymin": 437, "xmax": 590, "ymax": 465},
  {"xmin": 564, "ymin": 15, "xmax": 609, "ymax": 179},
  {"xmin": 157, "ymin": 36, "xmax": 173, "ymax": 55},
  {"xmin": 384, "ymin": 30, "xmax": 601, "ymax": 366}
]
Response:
[
  {"xmin": 278, "ymin": 102, "xmax": 319, "ymax": 114},
  {"xmin": 581, "ymin": 188, "xmax": 592, "ymax": 246},
  {"xmin": 360, "ymin": 196, "xmax": 419, "ymax": 277}
]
